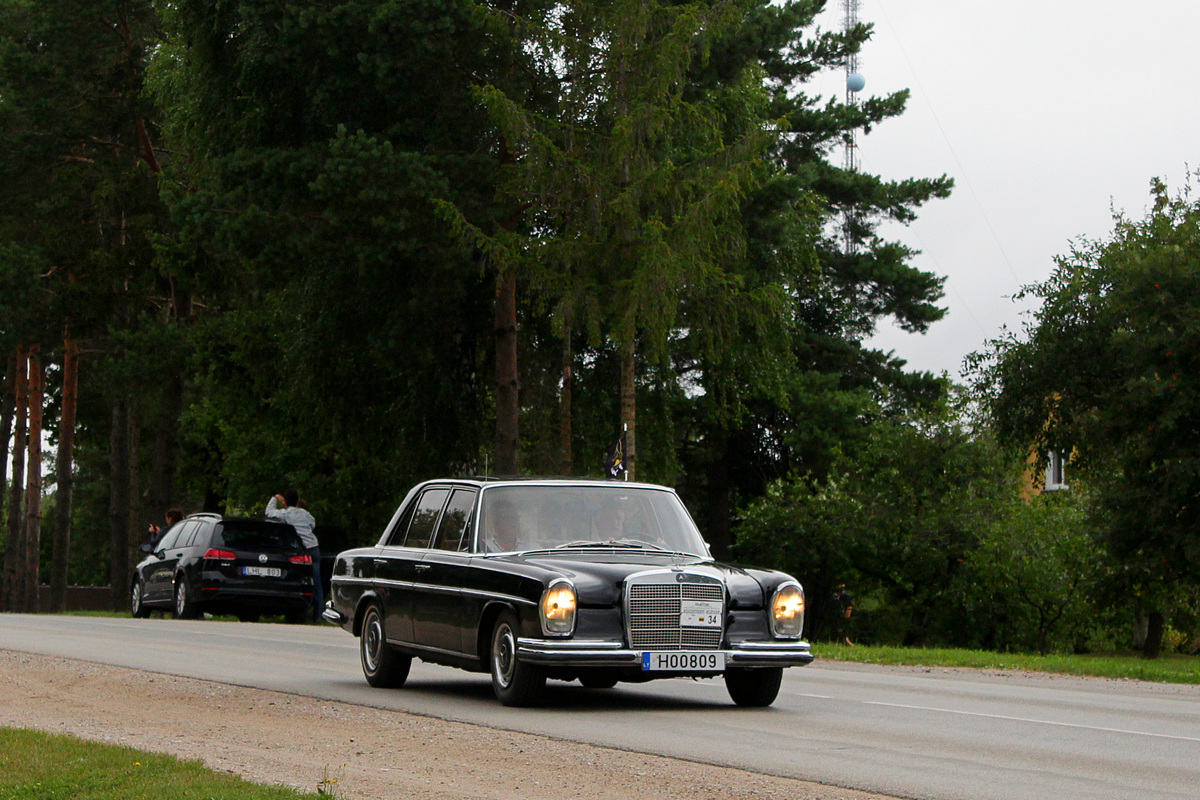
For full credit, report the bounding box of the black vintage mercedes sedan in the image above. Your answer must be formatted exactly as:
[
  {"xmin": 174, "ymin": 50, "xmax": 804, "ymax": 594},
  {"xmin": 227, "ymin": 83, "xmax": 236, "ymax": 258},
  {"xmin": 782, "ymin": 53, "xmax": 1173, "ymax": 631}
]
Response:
[{"xmin": 324, "ymin": 479, "xmax": 813, "ymax": 707}]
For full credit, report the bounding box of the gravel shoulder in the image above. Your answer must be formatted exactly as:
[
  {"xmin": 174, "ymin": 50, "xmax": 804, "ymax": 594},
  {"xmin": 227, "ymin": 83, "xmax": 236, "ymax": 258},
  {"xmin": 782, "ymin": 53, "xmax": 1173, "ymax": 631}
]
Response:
[{"xmin": 0, "ymin": 648, "xmax": 897, "ymax": 800}]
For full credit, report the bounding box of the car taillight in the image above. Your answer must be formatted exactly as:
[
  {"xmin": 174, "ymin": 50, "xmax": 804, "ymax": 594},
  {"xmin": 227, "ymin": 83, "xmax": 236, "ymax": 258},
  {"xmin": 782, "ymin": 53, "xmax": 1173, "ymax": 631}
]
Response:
[
  {"xmin": 203, "ymin": 549, "xmax": 237, "ymax": 561},
  {"xmin": 289, "ymin": 554, "xmax": 313, "ymax": 565}
]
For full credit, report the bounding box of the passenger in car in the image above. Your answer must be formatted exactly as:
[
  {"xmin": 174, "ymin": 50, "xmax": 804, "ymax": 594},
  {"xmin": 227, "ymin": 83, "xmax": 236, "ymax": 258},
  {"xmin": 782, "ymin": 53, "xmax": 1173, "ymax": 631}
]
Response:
[
  {"xmin": 485, "ymin": 499, "xmax": 523, "ymax": 552},
  {"xmin": 594, "ymin": 503, "xmax": 627, "ymax": 541}
]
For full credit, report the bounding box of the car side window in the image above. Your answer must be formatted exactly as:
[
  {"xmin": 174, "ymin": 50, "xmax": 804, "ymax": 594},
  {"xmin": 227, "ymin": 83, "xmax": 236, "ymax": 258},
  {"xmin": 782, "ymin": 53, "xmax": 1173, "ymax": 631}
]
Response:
[
  {"xmin": 179, "ymin": 521, "xmax": 207, "ymax": 548},
  {"xmin": 430, "ymin": 489, "xmax": 476, "ymax": 552},
  {"xmin": 186, "ymin": 521, "xmax": 214, "ymax": 549},
  {"xmin": 382, "ymin": 501, "xmax": 417, "ymax": 547},
  {"xmin": 402, "ymin": 488, "xmax": 449, "ymax": 549},
  {"xmin": 157, "ymin": 522, "xmax": 191, "ymax": 551}
]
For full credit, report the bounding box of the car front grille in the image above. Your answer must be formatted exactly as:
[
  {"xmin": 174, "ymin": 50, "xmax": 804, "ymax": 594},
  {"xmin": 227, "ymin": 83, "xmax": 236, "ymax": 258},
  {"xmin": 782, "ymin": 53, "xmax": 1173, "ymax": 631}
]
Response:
[{"xmin": 626, "ymin": 575, "xmax": 724, "ymax": 650}]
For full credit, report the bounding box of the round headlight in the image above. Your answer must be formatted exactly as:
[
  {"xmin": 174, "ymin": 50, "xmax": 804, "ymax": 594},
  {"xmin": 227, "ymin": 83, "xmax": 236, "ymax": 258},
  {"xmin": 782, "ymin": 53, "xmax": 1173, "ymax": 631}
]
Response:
[
  {"xmin": 539, "ymin": 579, "xmax": 577, "ymax": 636},
  {"xmin": 770, "ymin": 582, "xmax": 805, "ymax": 638}
]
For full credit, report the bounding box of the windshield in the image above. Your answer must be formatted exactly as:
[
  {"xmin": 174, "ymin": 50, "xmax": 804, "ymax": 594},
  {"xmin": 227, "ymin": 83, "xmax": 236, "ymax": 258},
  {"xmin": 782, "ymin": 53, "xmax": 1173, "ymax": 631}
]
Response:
[{"xmin": 478, "ymin": 485, "xmax": 709, "ymax": 556}]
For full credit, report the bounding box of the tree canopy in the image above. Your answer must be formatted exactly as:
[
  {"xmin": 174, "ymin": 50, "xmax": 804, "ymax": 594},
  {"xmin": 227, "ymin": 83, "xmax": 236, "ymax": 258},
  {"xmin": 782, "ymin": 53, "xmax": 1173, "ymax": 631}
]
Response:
[
  {"xmin": 1, "ymin": 0, "xmax": 957, "ymax": 610},
  {"xmin": 975, "ymin": 177, "xmax": 1200, "ymax": 654}
]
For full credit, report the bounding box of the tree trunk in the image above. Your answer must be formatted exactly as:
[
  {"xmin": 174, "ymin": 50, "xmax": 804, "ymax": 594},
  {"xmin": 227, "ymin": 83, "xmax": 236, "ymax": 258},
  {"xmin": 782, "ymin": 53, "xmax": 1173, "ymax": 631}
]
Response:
[
  {"xmin": 50, "ymin": 339, "xmax": 79, "ymax": 613},
  {"xmin": 22, "ymin": 348, "xmax": 44, "ymax": 613},
  {"xmin": 1133, "ymin": 611, "xmax": 1149, "ymax": 650},
  {"xmin": 559, "ymin": 313, "xmax": 573, "ymax": 475},
  {"xmin": 1143, "ymin": 610, "xmax": 1165, "ymax": 660},
  {"xmin": 148, "ymin": 372, "xmax": 183, "ymax": 523},
  {"xmin": 494, "ymin": 270, "xmax": 520, "ymax": 475},
  {"xmin": 704, "ymin": 432, "xmax": 733, "ymax": 560},
  {"xmin": 128, "ymin": 409, "xmax": 142, "ymax": 565},
  {"xmin": 3, "ymin": 347, "xmax": 29, "ymax": 612},
  {"xmin": 0, "ymin": 350, "xmax": 15, "ymax": 612},
  {"xmin": 108, "ymin": 398, "xmax": 131, "ymax": 612},
  {"xmin": 619, "ymin": 340, "xmax": 637, "ymax": 481},
  {"xmin": 148, "ymin": 289, "xmax": 190, "ymax": 524}
]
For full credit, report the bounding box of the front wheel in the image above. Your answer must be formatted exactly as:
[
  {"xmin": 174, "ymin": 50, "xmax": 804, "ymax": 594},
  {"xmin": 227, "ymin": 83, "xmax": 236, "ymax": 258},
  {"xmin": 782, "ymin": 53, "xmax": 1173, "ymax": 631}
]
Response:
[
  {"xmin": 490, "ymin": 610, "xmax": 546, "ymax": 706},
  {"xmin": 359, "ymin": 603, "xmax": 411, "ymax": 688},
  {"xmin": 174, "ymin": 578, "xmax": 198, "ymax": 619},
  {"xmin": 130, "ymin": 579, "xmax": 151, "ymax": 619},
  {"xmin": 724, "ymin": 667, "xmax": 783, "ymax": 707}
]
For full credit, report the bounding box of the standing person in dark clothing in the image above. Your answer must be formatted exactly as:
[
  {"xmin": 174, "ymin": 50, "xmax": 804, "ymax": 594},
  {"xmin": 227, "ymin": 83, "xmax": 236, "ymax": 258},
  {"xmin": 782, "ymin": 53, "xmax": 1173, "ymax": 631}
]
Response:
[
  {"xmin": 147, "ymin": 508, "xmax": 184, "ymax": 545},
  {"xmin": 266, "ymin": 490, "xmax": 321, "ymax": 622},
  {"xmin": 832, "ymin": 585, "xmax": 854, "ymax": 645}
]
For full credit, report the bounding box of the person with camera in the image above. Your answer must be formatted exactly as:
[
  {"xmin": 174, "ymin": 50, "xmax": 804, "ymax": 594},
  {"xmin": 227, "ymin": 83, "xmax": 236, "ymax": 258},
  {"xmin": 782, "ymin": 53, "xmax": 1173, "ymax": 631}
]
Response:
[{"xmin": 266, "ymin": 490, "xmax": 321, "ymax": 622}]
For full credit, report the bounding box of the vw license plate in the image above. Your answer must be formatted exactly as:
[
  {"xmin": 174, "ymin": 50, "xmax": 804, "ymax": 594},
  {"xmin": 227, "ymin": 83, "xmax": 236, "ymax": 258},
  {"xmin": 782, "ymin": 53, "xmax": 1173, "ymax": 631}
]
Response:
[
  {"xmin": 641, "ymin": 652, "xmax": 726, "ymax": 672},
  {"xmin": 241, "ymin": 566, "xmax": 282, "ymax": 577}
]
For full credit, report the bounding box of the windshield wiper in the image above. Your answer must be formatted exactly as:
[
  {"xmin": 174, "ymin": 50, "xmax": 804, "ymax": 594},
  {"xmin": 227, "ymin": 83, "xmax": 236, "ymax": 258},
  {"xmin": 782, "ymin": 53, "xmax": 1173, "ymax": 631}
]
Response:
[{"xmin": 553, "ymin": 539, "xmax": 670, "ymax": 551}]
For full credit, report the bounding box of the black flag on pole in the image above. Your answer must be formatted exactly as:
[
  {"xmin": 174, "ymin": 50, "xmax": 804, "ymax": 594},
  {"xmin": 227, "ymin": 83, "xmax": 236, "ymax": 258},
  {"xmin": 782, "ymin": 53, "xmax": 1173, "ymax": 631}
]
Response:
[{"xmin": 605, "ymin": 430, "xmax": 627, "ymax": 479}]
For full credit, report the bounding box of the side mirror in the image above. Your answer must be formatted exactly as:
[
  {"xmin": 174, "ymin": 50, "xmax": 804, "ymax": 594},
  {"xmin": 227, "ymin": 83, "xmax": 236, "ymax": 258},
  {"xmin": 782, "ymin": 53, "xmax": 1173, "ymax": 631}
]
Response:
[{"xmin": 140, "ymin": 542, "xmax": 154, "ymax": 554}]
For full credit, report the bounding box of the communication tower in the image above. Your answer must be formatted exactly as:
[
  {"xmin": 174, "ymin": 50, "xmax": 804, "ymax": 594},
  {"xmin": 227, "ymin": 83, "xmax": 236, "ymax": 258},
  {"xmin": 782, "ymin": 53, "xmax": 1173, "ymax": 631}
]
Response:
[{"xmin": 842, "ymin": 0, "xmax": 864, "ymax": 256}]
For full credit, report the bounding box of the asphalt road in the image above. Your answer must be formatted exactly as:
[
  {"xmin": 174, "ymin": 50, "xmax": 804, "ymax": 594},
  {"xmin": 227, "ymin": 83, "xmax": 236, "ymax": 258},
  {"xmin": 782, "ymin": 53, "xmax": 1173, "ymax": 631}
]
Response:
[{"xmin": 2, "ymin": 613, "xmax": 1197, "ymax": 800}]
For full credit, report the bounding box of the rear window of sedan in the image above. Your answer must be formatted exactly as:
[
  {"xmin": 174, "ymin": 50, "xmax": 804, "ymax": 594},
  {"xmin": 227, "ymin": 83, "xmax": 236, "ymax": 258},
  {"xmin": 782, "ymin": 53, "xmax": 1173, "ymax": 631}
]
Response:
[{"xmin": 215, "ymin": 521, "xmax": 304, "ymax": 552}]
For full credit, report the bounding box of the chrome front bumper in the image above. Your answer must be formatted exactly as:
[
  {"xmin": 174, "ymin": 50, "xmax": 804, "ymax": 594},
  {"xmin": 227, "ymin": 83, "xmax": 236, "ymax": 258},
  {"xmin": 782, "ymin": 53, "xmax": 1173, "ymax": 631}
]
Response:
[
  {"xmin": 515, "ymin": 637, "xmax": 814, "ymax": 669},
  {"xmin": 322, "ymin": 603, "xmax": 348, "ymax": 625}
]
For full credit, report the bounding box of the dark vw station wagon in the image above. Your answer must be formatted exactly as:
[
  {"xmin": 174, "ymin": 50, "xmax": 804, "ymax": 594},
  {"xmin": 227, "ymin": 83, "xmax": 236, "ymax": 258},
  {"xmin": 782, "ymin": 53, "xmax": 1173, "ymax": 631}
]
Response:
[
  {"xmin": 324, "ymin": 479, "xmax": 813, "ymax": 706},
  {"xmin": 131, "ymin": 513, "xmax": 314, "ymax": 623}
]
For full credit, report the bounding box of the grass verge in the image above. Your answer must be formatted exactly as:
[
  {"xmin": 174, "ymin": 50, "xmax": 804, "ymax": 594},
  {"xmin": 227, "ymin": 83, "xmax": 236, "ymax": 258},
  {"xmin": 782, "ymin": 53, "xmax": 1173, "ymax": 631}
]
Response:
[
  {"xmin": 0, "ymin": 727, "xmax": 333, "ymax": 800},
  {"xmin": 814, "ymin": 643, "xmax": 1200, "ymax": 685}
]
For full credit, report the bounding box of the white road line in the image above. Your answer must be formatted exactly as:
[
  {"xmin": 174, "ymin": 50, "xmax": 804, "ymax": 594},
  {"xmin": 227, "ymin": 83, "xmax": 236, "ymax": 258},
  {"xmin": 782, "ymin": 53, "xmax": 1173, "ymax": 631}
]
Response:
[{"xmin": 864, "ymin": 701, "xmax": 1200, "ymax": 743}]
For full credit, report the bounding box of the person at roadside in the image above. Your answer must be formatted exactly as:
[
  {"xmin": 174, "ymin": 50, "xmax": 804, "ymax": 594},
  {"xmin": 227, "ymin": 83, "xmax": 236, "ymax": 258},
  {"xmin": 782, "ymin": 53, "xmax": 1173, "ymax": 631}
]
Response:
[
  {"xmin": 266, "ymin": 490, "xmax": 321, "ymax": 622},
  {"xmin": 832, "ymin": 585, "xmax": 854, "ymax": 646},
  {"xmin": 147, "ymin": 508, "xmax": 184, "ymax": 545}
]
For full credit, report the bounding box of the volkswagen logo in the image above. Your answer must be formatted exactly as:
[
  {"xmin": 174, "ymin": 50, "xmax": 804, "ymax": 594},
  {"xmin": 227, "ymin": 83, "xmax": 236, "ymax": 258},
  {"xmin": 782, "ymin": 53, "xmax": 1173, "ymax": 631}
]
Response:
[{"xmin": 258, "ymin": 554, "xmax": 268, "ymax": 563}]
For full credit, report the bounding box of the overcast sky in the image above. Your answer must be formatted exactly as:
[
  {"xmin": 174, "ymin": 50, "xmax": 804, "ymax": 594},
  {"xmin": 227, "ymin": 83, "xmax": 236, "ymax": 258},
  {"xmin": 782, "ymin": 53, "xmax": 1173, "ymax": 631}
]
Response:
[{"xmin": 810, "ymin": 0, "xmax": 1200, "ymax": 381}]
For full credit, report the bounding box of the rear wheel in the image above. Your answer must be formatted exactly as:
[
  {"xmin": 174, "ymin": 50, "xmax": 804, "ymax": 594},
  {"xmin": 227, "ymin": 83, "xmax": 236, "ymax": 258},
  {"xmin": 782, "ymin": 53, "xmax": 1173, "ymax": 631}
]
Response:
[
  {"xmin": 130, "ymin": 579, "xmax": 151, "ymax": 619},
  {"xmin": 174, "ymin": 578, "xmax": 198, "ymax": 619},
  {"xmin": 360, "ymin": 603, "xmax": 411, "ymax": 688},
  {"xmin": 490, "ymin": 610, "xmax": 546, "ymax": 706},
  {"xmin": 724, "ymin": 667, "xmax": 783, "ymax": 707}
]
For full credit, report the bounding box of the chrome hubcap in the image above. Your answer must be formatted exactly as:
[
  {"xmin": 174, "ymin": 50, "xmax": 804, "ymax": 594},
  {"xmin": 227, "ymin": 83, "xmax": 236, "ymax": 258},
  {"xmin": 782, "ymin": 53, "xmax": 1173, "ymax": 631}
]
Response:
[
  {"xmin": 363, "ymin": 612, "xmax": 382, "ymax": 672},
  {"xmin": 493, "ymin": 623, "xmax": 515, "ymax": 688}
]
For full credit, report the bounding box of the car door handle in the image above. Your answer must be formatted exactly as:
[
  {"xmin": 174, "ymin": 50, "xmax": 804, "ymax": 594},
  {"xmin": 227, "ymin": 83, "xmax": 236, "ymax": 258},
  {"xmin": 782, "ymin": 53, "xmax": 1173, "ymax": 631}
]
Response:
[{"xmin": 413, "ymin": 563, "xmax": 431, "ymax": 572}]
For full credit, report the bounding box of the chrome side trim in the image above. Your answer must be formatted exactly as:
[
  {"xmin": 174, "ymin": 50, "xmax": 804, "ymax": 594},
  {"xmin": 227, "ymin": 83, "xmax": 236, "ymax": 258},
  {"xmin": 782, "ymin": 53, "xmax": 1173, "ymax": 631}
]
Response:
[
  {"xmin": 398, "ymin": 641, "xmax": 468, "ymax": 659},
  {"xmin": 329, "ymin": 576, "xmax": 535, "ymax": 607}
]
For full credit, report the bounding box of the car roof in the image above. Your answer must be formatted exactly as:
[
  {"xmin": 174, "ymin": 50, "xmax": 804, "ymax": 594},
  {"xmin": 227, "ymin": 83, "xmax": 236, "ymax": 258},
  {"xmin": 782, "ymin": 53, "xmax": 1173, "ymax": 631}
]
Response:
[{"xmin": 421, "ymin": 477, "xmax": 675, "ymax": 492}]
